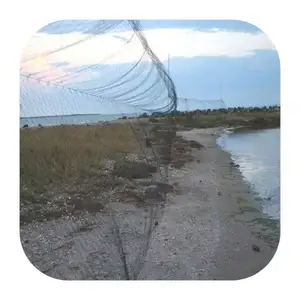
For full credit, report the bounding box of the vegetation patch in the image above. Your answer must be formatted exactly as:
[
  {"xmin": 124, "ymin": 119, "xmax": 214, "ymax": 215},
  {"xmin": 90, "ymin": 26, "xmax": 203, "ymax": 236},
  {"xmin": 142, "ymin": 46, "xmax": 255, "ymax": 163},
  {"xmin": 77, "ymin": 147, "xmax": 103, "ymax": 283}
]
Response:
[
  {"xmin": 112, "ymin": 161, "xmax": 157, "ymax": 179},
  {"xmin": 20, "ymin": 123, "xmax": 149, "ymax": 224}
]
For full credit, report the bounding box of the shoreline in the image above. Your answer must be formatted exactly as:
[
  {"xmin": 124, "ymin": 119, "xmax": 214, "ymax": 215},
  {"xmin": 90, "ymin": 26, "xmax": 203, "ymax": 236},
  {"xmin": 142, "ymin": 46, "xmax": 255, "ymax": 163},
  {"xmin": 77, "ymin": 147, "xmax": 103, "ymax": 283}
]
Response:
[
  {"xmin": 173, "ymin": 128, "xmax": 278, "ymax": 279},
  {"xmin": 217, "ymin": 127, "xmax": 280, "ymax": 222},
  {"xmin": 20, "ymin": 127, "xmax": 278, "ymax": 280}
]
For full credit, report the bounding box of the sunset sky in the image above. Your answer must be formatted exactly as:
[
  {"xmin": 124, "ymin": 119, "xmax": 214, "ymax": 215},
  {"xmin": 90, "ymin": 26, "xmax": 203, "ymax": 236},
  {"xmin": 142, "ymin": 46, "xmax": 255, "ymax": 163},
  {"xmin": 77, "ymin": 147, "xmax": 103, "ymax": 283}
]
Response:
[{"xmin": 20, "ymin": 20, "xmax": 280, "ymax": 117}]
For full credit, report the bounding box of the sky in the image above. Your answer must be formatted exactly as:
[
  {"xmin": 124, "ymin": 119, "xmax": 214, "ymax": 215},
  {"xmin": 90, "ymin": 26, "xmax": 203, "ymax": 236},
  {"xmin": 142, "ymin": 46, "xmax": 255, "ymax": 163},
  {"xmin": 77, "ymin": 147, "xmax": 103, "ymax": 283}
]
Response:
[{"xmin": 20, "ymin": 20, "xmax": 280, "ymax": 117}]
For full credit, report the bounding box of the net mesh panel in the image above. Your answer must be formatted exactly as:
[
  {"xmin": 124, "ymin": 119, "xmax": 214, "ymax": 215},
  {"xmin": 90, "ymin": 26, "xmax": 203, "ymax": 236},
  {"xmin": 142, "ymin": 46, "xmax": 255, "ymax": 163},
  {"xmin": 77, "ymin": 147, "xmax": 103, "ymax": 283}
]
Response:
[
  {"xmin": 20, "ymin": 20, "xmax": 226, "ymax": 279},
  {"xmin": 20, "ymin": 20, "xmax": 180, "ymax": 279},
  {"xmin": 177, "ymin": 97, "xmax": 226, "ymax": 111},
  {"xmin": 20, "ymin": 20, "xmax": 176, "ymax": 121}
]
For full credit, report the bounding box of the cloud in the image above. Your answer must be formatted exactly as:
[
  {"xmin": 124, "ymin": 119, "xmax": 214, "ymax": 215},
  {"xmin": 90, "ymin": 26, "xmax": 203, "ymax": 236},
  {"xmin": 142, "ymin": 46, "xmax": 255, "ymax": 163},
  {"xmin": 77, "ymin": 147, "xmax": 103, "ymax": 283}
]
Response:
[{"xmin": 21, "ymin": 27, "xmax": 275, "ymax": 76}]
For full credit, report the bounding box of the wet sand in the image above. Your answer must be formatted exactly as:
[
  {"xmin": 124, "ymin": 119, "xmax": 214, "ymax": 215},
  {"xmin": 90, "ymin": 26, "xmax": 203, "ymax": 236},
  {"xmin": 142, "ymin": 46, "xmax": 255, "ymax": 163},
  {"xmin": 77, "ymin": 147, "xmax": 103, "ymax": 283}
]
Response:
[{"xmin": 20, "ymin": 127, "xmax": 278, "ymax": 280}]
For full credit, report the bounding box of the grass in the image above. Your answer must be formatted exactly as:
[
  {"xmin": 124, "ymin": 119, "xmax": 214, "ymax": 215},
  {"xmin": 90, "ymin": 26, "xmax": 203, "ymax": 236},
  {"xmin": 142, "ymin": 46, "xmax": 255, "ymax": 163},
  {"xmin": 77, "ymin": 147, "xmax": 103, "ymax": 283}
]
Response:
[
  {"xmin": 162, "ymin": 110, "xmax": 280, "ymax": 130},
  {"xmin": 20, "ymin": 121, "xmax": 179, "ymax": 223},
  {"xmin": 21, "ymin": 123, "xmax": 140, "ymax": 190},
  {"xmin": 20, "ymin": 123, "xmax": 147, "ymax": 222}
]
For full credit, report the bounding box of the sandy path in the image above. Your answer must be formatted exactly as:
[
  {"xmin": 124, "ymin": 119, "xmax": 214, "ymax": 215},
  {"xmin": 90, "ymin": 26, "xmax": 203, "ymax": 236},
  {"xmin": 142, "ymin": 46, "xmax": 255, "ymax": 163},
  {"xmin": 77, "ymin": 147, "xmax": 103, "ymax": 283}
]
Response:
[
  {"xmin": 138, "ymin": 128, "xmax": 276, "ymax": 279},
  {"xmin": 20, "ymin": 128, "xmax": 277, "ymax": 280}
]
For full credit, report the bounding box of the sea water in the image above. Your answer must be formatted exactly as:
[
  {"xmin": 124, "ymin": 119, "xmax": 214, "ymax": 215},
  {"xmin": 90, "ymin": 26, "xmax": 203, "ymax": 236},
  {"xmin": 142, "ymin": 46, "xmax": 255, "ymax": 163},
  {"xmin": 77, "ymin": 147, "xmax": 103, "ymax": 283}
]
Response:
[{"xmin": 218, "ymin": 128, "xmax": 280, "ymax": 220}]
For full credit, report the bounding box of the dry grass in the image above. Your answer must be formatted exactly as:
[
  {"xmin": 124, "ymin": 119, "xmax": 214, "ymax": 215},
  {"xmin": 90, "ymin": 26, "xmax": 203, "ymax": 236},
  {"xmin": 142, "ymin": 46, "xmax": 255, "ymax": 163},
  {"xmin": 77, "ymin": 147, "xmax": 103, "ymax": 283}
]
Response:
[
  {"xmin": 20, "ymin": 123, "xmax": 141, "ymax": 197},
  {"xmin": 19, "ymin": 118, "xmax": 208, "ymax": 224},
  {"xmin": 20, "ymin": 121, "xmax": 179, "ymax": 224},
  {"xmin": 20, "ymin": 122, "xmax": 158, "ymax": 224}
]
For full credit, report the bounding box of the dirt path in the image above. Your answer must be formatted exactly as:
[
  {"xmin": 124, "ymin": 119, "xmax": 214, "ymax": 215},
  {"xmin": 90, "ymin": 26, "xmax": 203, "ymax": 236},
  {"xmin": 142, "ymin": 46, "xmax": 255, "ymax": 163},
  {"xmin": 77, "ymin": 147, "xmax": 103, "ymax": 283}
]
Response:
[
  {"xmin": 20, "ymin": 128, "xmax": 277, "ymax": 280},
  {"xmin": 137, "ymin": 128, "xmax": 276, "ymax": 279}
]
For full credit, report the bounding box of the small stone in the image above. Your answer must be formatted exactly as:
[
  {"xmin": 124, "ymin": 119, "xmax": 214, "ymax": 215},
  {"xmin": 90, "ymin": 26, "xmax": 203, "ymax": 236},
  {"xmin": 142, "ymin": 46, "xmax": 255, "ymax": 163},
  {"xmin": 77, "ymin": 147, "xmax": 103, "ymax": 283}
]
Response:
[
  {"xmin": 144, "ymin": 185, "xmax": 160, "ymax": 199},
  {"xmin": 252, "ymin": 244, "xmax": 260, "ymax": 252},
  {"xmin": 217, "ymin": 191, "xmax": 222, "ymax": 196},
  {"xmin": 154, "ymin": 221, "xmax": 159, "ymax": 226}
]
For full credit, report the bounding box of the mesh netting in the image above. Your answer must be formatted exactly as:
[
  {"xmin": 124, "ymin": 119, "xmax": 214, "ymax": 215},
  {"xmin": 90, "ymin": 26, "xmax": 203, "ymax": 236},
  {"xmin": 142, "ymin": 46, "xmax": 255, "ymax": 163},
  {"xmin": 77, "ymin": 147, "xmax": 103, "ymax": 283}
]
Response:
[
  {"xmin": 20, "ymin": 20, "xmax": 177, "ymax": 122},
  {"xmin": 20, "ymin": 20, "xmax": 181, "ymax": 280}
]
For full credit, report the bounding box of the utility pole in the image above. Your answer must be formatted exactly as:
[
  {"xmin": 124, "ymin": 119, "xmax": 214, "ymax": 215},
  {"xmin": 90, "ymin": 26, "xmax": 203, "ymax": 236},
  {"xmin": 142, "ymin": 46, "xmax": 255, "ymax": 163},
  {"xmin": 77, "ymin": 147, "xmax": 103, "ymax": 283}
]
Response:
[
  {"xmin": 167, "ymin": 54, "xmax": 170, "ymax": 99},
  {"xmin": 220, "ymin": 83, "xmax": 223, "ymax": 101},
  {"xmin": 167, "ymin": 53, "xmax": 172, "ymax": 110}
]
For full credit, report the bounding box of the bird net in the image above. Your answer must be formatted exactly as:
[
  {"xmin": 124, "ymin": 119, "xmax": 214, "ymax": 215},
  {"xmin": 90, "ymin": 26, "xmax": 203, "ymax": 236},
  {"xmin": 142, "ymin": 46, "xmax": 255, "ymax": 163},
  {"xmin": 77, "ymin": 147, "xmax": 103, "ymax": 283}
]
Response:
[
  {"xmin": 20, "ymin": 20, "xmax": 181, "ymax": 280},
  {"xmin": 20, "ymin": 20, "xmax": 177, "ymax": 126}
]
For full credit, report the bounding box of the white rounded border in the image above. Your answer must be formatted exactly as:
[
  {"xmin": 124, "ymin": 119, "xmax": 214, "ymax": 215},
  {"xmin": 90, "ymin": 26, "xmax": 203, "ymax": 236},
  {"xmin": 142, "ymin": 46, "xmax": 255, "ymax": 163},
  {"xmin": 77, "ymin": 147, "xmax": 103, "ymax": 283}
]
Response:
[{"xmin": 1, "ymin": 0, "xmax": 296, "ymax": 298}]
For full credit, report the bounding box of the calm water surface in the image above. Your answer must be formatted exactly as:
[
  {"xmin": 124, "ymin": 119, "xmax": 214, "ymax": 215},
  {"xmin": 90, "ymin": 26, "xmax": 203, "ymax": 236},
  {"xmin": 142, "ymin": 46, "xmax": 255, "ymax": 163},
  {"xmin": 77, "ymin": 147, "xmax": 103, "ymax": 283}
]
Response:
[
  {"xmin": 20, "ymin": 113, "xmax": 136, "ymax": 127},
  {"xmin": 218, "ymin": 128, "xmax": 280, "ymax": 220}
]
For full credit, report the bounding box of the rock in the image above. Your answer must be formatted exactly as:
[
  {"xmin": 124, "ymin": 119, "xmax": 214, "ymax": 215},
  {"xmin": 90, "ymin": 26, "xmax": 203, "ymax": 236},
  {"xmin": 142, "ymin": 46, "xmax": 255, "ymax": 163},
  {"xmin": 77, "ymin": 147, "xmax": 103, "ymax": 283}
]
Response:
[
  {"xmin": 22, "ymin": 124, "xmax": 29, "ymax": 128},
  {"xmin": 217, "ymin": 191, "xmax": 222, "ymax": 196},
  {"xmin": 154, "ymin": 221, "xmax": 158, "ymax": 226},
  {"xmin": 229, "ymin": 162, "xmax": 240, "ymax": 168},
  {"xmin": 252, "ymin": 244, "xmax": 260, "ymax": 252},
  {"xmin": 144, "ymin": 185, "xmax": 161, "ymax": 199},
  {"xmin": 139, "ymin": 180, "xmax": 173, "ymax": 193}
]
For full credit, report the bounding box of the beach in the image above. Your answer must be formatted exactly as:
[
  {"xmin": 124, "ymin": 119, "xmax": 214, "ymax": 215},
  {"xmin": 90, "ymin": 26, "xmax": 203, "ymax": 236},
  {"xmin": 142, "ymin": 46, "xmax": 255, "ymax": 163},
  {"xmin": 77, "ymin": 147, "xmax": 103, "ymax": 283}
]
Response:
[{"xmin": 20, "ymin": 127, "xmax": 278, "ymax": 280}]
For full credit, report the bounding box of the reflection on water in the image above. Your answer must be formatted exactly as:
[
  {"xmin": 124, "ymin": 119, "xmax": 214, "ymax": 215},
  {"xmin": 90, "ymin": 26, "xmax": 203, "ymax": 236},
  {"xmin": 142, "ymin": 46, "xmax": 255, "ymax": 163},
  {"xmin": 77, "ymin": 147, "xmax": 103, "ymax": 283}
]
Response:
[{"xmin": 218, "ymin": 128, "xmax": 280, "ymax": 220}]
